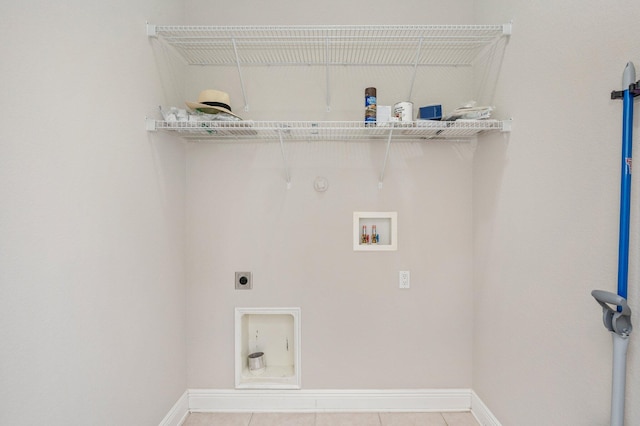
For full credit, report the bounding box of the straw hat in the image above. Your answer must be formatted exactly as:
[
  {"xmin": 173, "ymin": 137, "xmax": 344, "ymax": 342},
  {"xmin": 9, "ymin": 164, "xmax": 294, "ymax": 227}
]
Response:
[{"xmin": 185, "ymin": 89, "xmax": 241, "ymax": 118}]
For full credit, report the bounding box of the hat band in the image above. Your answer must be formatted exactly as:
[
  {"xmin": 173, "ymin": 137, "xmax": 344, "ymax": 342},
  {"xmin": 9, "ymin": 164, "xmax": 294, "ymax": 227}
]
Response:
[{"xmin": 201, "ymin": 101, "xmax": 231, "ymax": 112}]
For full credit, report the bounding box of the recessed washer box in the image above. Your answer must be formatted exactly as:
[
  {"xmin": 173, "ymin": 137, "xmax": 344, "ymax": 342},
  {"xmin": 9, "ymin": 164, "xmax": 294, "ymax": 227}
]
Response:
[
  {"xmin": 353, "ymin": 211, "xmax": 398, "ymax": 251},
  {"xmin": 234, "ymin": 307, "xmax": 301, "ymax": 389}
]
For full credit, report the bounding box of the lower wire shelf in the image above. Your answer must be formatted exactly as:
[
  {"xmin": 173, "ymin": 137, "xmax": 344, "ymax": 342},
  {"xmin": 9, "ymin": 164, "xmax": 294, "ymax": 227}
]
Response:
[
  {"xmin": 146, "ymin": 119, "xmax": 511, "ymax": 141},
  {"xmin": 148, "ymin": 119, "xmax": 512, "ymax": 188}
]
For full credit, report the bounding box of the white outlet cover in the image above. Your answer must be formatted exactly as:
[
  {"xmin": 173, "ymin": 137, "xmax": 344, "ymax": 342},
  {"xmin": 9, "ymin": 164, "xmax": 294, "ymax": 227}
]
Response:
[{"xmin": 399, "ymin": 271, "xmax": 410, "ymax": 289}]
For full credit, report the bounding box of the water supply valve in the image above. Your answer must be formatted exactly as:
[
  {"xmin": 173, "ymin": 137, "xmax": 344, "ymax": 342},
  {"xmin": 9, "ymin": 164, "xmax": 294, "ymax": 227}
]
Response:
[{"xmin": 592, "ymin": 290, "xmax": 633, "ymax": 337}]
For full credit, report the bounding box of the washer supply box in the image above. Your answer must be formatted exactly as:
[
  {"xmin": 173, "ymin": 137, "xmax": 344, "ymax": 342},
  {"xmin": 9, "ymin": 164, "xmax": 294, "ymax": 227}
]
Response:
[{"xmin": 418, "ymin": 105, "xmax": 442, "ymax": 120}]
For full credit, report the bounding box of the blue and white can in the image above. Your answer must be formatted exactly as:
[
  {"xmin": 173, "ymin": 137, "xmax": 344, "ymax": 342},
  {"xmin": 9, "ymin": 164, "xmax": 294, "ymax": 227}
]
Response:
[{"xmin": 365, "ymin": 87, "xmax": 377, "ymax": 125}]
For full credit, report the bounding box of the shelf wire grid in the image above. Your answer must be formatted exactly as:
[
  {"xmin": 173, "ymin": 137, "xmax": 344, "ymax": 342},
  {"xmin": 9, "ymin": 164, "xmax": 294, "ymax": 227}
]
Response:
[
  {"xmin": 150, "ymin": 120, "xmax": 505, "ymax": 141},
  {"xmin": 153, "ymin": 25, "xmax": 507, "ymax": 66}
]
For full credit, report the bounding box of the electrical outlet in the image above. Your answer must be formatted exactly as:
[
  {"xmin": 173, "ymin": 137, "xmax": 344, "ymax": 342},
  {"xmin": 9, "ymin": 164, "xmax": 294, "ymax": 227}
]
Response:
[
  {"xmin": 235, "ymin": 272, "xmax": 252, "ymax": 290},
  {"xmin": 399, "ymin": 270, "xmax": 410, "ymax": 289}
]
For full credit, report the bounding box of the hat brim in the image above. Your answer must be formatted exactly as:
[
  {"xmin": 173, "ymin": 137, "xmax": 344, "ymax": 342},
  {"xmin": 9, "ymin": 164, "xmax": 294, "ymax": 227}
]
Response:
[{"xmin": 185, "ymin": 101, "xmax": 242, "ymax": 119}]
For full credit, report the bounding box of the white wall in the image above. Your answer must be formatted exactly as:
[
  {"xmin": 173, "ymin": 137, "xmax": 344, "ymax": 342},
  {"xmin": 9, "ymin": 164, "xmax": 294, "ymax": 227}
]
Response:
[
  {"xmin": 0, "ymin": 0, "xmax": 188, "ymax": 424},
  {"xmin": 473, "ymin": 1, "xmax": 640, "ymax": 425},
  {"xmin": 182, "ymin": 0, "xmax": 479, "ymax": 389},
  {"xmin": 186, "ymin": 140, "xmax": 475, "ymax": 389},
  {"xmin": 5, "ymin": 0, "xmax": 639, "ymax": 424}
]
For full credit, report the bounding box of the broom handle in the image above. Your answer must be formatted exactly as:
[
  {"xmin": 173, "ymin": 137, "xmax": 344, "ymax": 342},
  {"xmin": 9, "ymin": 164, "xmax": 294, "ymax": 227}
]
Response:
[{"xmin": 617, "ymin": 62, "xmax": 636, "ymax": 301}]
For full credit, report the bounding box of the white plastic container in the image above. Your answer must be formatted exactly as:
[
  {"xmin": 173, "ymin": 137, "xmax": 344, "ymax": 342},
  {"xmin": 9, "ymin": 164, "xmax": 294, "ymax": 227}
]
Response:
[{"xmin": 393, "ymin": 102, "xmax": 414, "ymax": 122}]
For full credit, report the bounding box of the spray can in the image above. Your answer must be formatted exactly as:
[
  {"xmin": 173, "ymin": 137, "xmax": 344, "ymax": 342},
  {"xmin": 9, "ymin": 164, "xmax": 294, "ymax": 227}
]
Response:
[{"xmin": 365, "ymin": 87, "xmax": 377, "ymax": 126}]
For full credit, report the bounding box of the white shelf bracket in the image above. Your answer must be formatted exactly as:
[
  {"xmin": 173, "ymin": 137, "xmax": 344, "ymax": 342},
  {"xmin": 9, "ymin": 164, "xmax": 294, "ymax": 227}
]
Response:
[
  {"xmin": 146, "ymin": 22, "xmax": 157, "ymax": 37},
  {"xmin": 145, "ymin": 117, "xmax": 157, "ymax": 131},
  {"xmin": 501, "ymin": 118, "xmax": 513, "ymax": 132},
  {"xmin": 503, "ymin": 21, "xmax": 513, "ymax": 36},
  {"xmin": 231, "ymin": 38, "xmax": 250, "ymax": 112},
  {"xmin": 325, "ymin": 37, "xmax": 331, "ymax": 112},
  {"xmin": 278, "ymin": 130, "xmax": 292, "ymax": 189},
  {"xmin": 407, "ymin": 37, "xmax": 425, "ymax": 102},
  {"xmin": 378, "ymin": 127, "xmax": 394, "ymax": 189}
]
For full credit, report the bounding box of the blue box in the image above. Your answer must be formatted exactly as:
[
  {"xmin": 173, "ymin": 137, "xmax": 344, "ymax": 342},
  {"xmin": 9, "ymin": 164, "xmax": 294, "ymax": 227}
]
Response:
[{"xmin": 418, "ymin": 105, "xmax": 442, "ymax": 120}]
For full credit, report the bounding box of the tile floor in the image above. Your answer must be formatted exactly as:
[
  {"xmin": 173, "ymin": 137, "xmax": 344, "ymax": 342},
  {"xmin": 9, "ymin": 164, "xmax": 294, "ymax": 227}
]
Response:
[{"xmin": 182, "ymin": 411, "xmax": 480, "ymax": 426}]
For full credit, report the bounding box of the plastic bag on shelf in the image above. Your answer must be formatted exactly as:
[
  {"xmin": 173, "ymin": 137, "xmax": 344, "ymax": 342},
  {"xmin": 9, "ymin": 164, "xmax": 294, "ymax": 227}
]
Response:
[
  {"xmin": 160, "ymin": 106, "xmax": 243, "ymax": 123},
  {"xmin": 442, "ymin": 101, "xmax": 493, "ymax": 121},
  {"xmin": 160, "ymin": 106, "xmax": 189, "ymax": 122}
]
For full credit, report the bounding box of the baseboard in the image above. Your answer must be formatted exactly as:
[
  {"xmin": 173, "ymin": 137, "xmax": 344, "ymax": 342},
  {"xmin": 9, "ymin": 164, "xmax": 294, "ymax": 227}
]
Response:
[
  {"xmin": 158, "ymin": 390, "xmax": 189, "ymax": 426},
  {"xmin": 160, "ymin": 388, "xmax": 502, "ymax": 426},
  {"xmin": 471, "ymin": 390, "xmax": 502, "ymax": 426},
  {"xmin": 188, "ymin": 388, "xmax": 471, "ymax": 412}
]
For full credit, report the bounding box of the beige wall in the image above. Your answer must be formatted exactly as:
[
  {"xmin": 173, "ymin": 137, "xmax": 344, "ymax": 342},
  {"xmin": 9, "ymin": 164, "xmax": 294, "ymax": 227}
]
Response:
[
  {"xmin": 182, "ymin": 0, "xmax": 479, "ymax": 390},
  {"xmin": 185, "ymin": 140, "xmax": 475, "ymax": 388},
  {"xmin": 0, "ymin": 0, "xmax": 188, "ymax": 424},
  {"xmin": 3, "ymin": 0, "xmax": 640, "ymax": 424},
  {"xmin": 473, "ymin": 1, "xmax": 640, "ymax": 425}
]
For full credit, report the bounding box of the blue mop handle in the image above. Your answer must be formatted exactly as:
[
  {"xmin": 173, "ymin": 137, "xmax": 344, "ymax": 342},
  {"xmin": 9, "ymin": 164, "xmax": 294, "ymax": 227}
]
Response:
[{"xmin": 617, "ymin": 62, "xmax": 636, "ymax": 300}]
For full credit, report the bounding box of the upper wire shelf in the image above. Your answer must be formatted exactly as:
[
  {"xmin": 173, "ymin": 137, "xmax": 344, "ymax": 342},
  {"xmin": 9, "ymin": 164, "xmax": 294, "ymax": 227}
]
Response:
[{"xmin": 147, "ymin": 24, "xmax": 511, "ymax": 67}]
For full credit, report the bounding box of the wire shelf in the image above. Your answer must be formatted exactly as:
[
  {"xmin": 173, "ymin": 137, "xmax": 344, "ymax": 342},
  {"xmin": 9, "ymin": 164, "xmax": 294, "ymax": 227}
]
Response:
[
  {"xmin": 149, "ymin": 24, "xmax": 510, "ymax": 66},
  {"xmin": 148, "ymin": 119, "xmax": 508, "ymax": 141}
]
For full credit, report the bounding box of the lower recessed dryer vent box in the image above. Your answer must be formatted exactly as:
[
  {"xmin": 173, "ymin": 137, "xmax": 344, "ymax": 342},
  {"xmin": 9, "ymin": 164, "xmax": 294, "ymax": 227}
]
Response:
[{"xmin": 235, "ymin": 307, "xmax": 301, "ymax": 389}]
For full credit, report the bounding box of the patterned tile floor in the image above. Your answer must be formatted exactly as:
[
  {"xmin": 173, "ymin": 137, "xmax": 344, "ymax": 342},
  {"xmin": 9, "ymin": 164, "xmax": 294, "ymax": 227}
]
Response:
[{"xmin": 182, "ymin": 411, "xmax": 480, "ymax": 426}]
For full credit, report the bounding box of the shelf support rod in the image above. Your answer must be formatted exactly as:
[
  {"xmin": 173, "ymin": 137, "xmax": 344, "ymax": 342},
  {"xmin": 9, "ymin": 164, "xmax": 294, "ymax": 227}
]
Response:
[
  {"xmin": 378, "ymin": 127, "xmax": 394, "ymax": 189},
  {"xmin": 231, "ymin": 38, "xmax": 250, "ymax": 112},
  {"xmin": 325, "ymin": 37, "xmax": 331, "ymax": 112},
  {"xmin": 278, "ymin": 130, "xmax": 292, "ymax": 189},
  {"xmin": 407, "ymin": 37, "xmax": 425, "ymax": 102}
]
